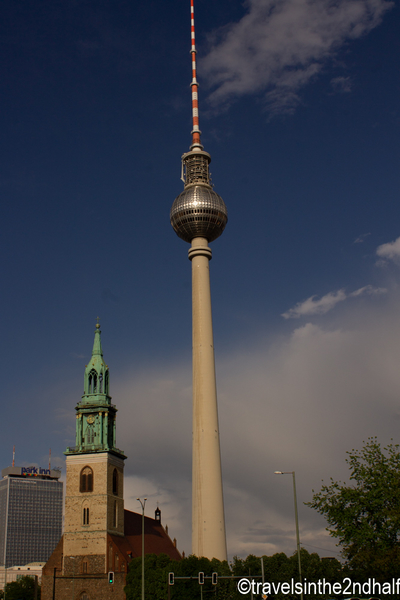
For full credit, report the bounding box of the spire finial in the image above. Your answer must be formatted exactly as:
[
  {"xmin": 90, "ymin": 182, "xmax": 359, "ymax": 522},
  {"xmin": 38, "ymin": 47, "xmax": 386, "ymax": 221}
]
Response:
[
  {"xmin": 190, "ymin": 0, "xmax": 203, "ymax": 151},
  {"xmin": 92, "ymin": 319, "xmax": 103, "ymax": 356}
]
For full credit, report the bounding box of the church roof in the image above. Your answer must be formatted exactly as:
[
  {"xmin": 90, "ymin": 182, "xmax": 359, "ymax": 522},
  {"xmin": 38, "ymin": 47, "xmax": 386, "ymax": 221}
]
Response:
[{"xmin": 109, "ymin": 509, "xmax": 182, "ymax": 562}]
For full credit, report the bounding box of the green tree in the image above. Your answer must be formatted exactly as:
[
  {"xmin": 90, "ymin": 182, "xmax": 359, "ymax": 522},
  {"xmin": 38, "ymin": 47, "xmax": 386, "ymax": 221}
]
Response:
[
  {"xmin": 3, "ymin": 576, "xmax": 40, "ymax": 600},
  {"xmin": 125, "ymin": 551, "xmax": 345, "ymax": 600},
  {"xmin": 306, "ymin": 437, "xmax": 400, "ymax": 580},
  {"xmin": 232, "ymin": 550, "xmax": 343, "ymax": 600},
  {"xmin": 125, "ymin": 553, "xmax": 172, "ymax": 600},
  {"xmin": 125, "ymin": 554, "xmax": 230, "ymax": 600}
]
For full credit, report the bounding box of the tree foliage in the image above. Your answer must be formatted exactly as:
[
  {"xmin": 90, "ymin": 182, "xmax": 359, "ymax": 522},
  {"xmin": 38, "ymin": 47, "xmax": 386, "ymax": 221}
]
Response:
[
  {"xmin": 306, "ymin": 437, "xmax": 400, "ymax": 580},
  {"xmin": 125, "ymin": 554, "xmax": 231, "ymax": 600},
  {"xmin": 125, "ymin": 550, "xmax": 343, "ymax": 600},
  {"xmin": 1, "ymin": 576, "xmax": 40, "ymax": 600},
  {"xmin": 232, "ymin": 551, "xmax": 343, "ymax": 600}
]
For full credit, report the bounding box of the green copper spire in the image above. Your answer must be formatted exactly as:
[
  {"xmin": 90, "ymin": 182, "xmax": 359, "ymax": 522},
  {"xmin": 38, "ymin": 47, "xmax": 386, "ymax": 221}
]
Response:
[
  {"xmin": 82, "ymin": 320, "xmax": 109, "ymax": 403},
  {"xmin": 65, "ymin": 321, "xmax": 126, "ymax": 459},
  {"xmin": 92, "ymin": 318, "xmax": 103, "ymax": 355}
]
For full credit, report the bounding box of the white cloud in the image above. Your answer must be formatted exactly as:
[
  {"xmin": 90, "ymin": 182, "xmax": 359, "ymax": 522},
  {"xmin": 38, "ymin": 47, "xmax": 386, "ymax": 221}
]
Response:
[
  {"xmin": 330, "ymin": 76, "xmax": 352, "ymax": 93},
  {"xmin": 353, "ymin": 232, "xmax": 371, "ymax": 243},
  {"xmin": 349, "ymin": 284, "xmax": 387, "ymax": 297},
  {"xmin": 282, "ymin": 289, "xmax": 347, "ymax": 319},
  {"xmin": 281, "ymin": 285, "xmax": 386, "ymax": 319},
  {"xmin": 201, "ymin": 0, "xmax": 393, "ymax": 114},
  {"xmin": 376, "ymin": 236, "xmax": 400, "ymax": 263}
]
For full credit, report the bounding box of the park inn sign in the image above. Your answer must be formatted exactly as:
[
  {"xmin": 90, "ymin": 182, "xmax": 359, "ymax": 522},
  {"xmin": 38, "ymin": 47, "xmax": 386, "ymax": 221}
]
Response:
[
  {"xmin": 22, "ymin": 466, "xmax": 51, "ymax": 475},
  {"xmin": 1, "ymin": 466, "xmax": 61, "ymax": 479}
]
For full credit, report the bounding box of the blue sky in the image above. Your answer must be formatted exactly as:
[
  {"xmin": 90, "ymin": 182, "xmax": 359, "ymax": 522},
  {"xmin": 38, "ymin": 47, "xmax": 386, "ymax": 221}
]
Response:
[{"xmin": 2, "ymin": 0, "xmax": 400, "ymax": 561}]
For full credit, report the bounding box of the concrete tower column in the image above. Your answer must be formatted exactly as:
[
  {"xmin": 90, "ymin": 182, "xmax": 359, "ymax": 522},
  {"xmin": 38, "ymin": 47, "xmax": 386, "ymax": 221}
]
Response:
[{"xmin": 189, "ymin": 238, "xmax": 227, "ymax": 560}]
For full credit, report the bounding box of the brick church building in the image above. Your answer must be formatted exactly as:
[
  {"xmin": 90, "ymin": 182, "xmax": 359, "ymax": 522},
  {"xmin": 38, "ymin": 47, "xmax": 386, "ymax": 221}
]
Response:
[{"xmin": 41, "ymin": 323, "xmax": 181, "ymax": 600}]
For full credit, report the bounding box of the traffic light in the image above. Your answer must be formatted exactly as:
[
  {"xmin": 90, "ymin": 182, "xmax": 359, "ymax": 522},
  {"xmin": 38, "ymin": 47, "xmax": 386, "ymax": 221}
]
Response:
[
  {"xmin": 198, "ymin": 572, "xmax": 204, "ymax": 585},
  {"xmin": 212, "ymin": 573, "xmax": 218, "ymax": 585},
  {"xmin": 168, "ymin": 572, "xmax": 175, "ymax": 585},
  {"xmin": 108, "ymin": 571, "xmax": 114, "ymax": 584}
]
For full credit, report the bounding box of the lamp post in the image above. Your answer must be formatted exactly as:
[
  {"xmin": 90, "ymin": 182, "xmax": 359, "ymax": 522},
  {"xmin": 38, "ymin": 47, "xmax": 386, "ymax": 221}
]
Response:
[
  {"xmin": 137, "ymin": 498, "xmax": 147, "ymax": 600},
  {"xmin": 2, "ymin": 564, "xmax": 7, "ymax": 600},
  {"xmin": 70, "ymin": 557, "xmax": 75, "ymax": 600},
  {"xmin": 274, "ymin": 471, "xmax": 303, "ymax": 600}
]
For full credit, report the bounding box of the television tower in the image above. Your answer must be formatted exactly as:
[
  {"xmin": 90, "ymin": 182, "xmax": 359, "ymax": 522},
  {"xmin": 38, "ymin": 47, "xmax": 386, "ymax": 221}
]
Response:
[{"xmin": 170, "ymin": 0, "xmax": 228, "ymax": 561}]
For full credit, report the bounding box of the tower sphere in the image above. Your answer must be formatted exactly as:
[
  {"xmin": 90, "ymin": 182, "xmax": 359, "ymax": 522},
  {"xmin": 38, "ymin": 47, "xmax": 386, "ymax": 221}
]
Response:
[{"xmin": 170, "ymin": 185, "xmax": 228, "ymax": 243}]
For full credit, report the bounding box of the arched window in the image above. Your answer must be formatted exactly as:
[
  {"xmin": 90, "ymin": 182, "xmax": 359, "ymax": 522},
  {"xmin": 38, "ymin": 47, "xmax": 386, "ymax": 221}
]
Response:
[
  {"xmin": 80, "ymin": 466, "xmax": 93, "ymax": 493},
  {"xmin": 88, "ymin": 370, "xmax": 97, "ymax": 394},
  {"xmin": 105, "ymin": 371, "xmax": 109, "ymax": 394},
  {"xmin": 81, "ymin": 557, "xmax": 88, "ymax": 574},
  {"xmin": 99, "ymin": 373, "xmax": 103, "ymax": 393},
  {"xmin": 83, "ymin": 507, "xmax": 90, "ymax": 525},
  {"xmin": 112, "ymin": 469, "xmax": 118, "ymax": 496},
  {"xmin": 86, "ymin": 427, "xmax": 94, "ymax": 445},
  {"xmin": 113, "ymin": 500, "xmax": 117, "ymax": 528},
  {"xmin": 81, "ymin": 593, "xmax": 89, "ymax": 600}
]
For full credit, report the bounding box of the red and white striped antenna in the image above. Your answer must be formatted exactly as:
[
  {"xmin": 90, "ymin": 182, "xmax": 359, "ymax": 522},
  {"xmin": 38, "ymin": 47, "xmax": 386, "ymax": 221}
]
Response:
[{"xmin": 190, "ymin": 0, "xmax": 202, "ymax": 151}]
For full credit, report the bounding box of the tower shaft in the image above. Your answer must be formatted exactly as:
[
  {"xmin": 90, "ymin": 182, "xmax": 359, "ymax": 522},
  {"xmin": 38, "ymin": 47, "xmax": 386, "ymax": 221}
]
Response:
[
  {"xmin": 189, "ymin": 237, "xmax": 227, "ymax": 560},
  {"xmin": 171, "ymin": 0, "xmax": 228, "ymax": 561}
]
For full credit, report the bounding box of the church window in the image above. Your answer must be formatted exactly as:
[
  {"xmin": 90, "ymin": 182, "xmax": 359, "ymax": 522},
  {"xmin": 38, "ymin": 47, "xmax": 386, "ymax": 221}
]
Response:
[
  {"xmin": 80, "ymin": 466, "xmax": 93, "ymax": 492},
  {"xmin": 81, "ymin": 557, "xmax": 88, "ymax": 573},
  {"xmin": 88, "ymin": 370, "xmax": 97, "ymax": 394},
  {"xmin": 86, "ymin": 427, "xmax": 94, "ymax": 445},
  {"xmin": 113, "ymin": 500, "xmax": 117, "ymax": 527},
  {"xmin": 99, "ymin": 373, "xmax": 103, "ymax": 393},
  {"xmin": 112, "ymin": 468, "xmax": 118, "ymax": 495},
  {"xmin": 105, "ymin": 371, "xmax": 109, "ymax": 394},
  {"xmin": 81, "ymin": 593, "xmax": 89, "ymax": 600},
  {"xmin": 83, "ymin": 507, "xmax": 90, "ymax": 525}
]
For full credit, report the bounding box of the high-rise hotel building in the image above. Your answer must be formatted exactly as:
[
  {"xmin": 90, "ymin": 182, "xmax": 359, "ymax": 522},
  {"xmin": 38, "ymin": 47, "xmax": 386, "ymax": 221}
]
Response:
[{"xmin": 0, "ymin": 466, "xmax": 63, "ymax": 567}]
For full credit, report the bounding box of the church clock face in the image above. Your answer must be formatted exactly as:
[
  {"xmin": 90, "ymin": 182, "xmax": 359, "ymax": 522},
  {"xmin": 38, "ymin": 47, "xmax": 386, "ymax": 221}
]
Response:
[{"xmin": 87, "ymin": 415, "xmax": 95, "ymax": 424}]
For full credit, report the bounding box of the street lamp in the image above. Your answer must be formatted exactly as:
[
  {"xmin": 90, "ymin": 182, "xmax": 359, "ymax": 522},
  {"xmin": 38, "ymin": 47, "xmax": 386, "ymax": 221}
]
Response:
[
  {"xmin": 274, "ymin": 471, "xmax": 303, "ymax": 600},
  {"xmin": 2, "ymin": 564, "xmax": 7, "ymax": 600},
  {"xmin": 137, "ymin": 498, "xmax": 147, "ymax": 600},
  {"xmin": 69, "ymin": 557, "xmax": 76, "ymax": 600}
]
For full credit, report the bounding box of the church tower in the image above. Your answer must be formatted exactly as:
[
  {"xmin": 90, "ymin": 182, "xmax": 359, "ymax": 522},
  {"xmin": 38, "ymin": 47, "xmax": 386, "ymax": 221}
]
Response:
[
  {"xmin": 41, "ymin": 323, "xmax": 181, "ymax": 600},
  {"xmin": 63, "ymin": 321, "xmax": 126, "ymax": 573}
]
